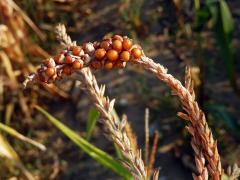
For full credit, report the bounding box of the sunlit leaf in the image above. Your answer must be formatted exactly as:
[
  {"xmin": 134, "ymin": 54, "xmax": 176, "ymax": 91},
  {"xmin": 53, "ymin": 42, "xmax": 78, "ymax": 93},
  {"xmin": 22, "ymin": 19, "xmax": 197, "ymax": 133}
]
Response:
[
  {"xmin": 206, "ymin": 0, "xmax": 237, "ymax": 91},
  {"xmin": 219, "ymin": 0, "xmax": 234, "ymax": 36},
  {"xmin": 86, "ymin": 107, "xmax": 123, "ymax": 159},
  {"xmin": 86, "ymin": 108, "xmax": 100, "ymax": 141}
]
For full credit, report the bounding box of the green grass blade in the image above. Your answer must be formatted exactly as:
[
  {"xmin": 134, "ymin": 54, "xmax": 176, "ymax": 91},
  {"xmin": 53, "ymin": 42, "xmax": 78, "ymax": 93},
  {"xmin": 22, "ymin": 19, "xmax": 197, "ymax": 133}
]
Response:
[
  {"xmin": 206, "ymin": 0, "xmax": 237, "ymax": 91},
  {"xmin": 35, "ymin": 105, "xmax": 132, "ymax": 179},
  {"xmin": 86, "ymin": 107, "xmax": 123, "ymax": 159},
  {"xmin": 215, "ymin": 0, "xmax": 236, "ymax": 91},
  {"xmin": 113, "ymin": 142, "xmax": 123, "ymax": 160},
  {"xmin": 219, "ymin": 0, "xmax": 234, "ymax": 36},
  {"xmin": 86, "ymin": 108, "xmax": 100, "ymax": 141},
  {"xmin": 111, "ymin": 109, "xmax": 123, "ymax": 160}
]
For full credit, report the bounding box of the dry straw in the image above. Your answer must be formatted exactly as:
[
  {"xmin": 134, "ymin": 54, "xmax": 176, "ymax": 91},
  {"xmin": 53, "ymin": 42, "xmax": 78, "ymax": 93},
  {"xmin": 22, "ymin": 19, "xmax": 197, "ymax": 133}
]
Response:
[
  {"xmin": 136, "ymin": 56, "xmax": 221, "ymax": 180},
  {"xmin": 227, "ymin": 163, "xmax": 240, "ymax": 180}
]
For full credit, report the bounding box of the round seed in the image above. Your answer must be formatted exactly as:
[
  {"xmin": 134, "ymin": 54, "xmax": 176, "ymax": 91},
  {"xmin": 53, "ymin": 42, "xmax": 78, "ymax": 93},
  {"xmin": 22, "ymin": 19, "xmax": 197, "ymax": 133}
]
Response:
[
  {"xmin": 120, "ymin": 51, "xmax": 130, "ymax": 61},
  {"xmin": 44, "ymin": 58, "xmax": 56, "ymax": 68},
  {"xmin": 63, "ymin": 66, "xmax": 72, "ymax": 75},
  {"xmin": 65, "ymin": 55, "xmax": 74, "ymax": 64},
  {"xmin": 104, "ymin": 61, "xmax": 114, "ymax": 70},
  {"xmin": 72, "ymin": 46, "xmax": 81, "ymax": 56},
  {"xmin": 113, "ymin": 35, "xmax": 123, "ymax": 41},
  {"xmin": 131, "ymin": 48, "xmax": 142, "ymax": 59},
  {"xmin": 95, "ymin": 48, "xmax": 106, "ymax": 59},
  {"xmin": 91, "ymin": 60, "xmax": 102, "ymax": 69},
  {"xmin": 106, "ymin": 49, "xmax": 119, "ymax": 61},
  {"xmin": 122, "ymin": 38, "xmax": 132, "ymax": 50},
  {"xmin": 54, "ymin": 54, "xmax": 64, "ymax": 64},
  {"xmin": 72, "ymin": 60, "xmax": 83, "ymax": 69},
  {"xmin": 46, "ymin": 67, "xmax": 55, "ymax": 77},
  {"xmin": 100, "ymin": 41, "xmax": 110, "ymax": 50},
  {"xmin": 112, "ymin": 40, "xmax": 123, "ymax": 52}
]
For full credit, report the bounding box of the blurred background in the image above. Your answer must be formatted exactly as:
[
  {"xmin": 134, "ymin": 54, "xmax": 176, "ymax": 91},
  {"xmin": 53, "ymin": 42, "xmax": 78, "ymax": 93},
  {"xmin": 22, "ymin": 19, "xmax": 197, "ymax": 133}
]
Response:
[{"xmin": 0, "ymin": 0, "xmax": 240, "ymax": 179}]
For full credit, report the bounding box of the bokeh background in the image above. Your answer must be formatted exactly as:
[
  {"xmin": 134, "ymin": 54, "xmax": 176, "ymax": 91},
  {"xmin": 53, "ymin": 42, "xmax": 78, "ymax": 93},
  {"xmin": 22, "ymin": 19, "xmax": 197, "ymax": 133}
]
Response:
[{"xmin": 1, "ymin": 0, "xmax": 240, "ymax": 179}]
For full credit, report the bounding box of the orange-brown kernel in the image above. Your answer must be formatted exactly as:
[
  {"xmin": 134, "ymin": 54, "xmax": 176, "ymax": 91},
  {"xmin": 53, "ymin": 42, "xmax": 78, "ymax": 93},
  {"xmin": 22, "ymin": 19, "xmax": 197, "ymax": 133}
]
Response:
[
  {"xmin": 65, "ymin": 55, "xmax": 74, "ymax": 64},
  {"xmin": 95, "ymin": 48, "xmax": 106, "ymax": 59},
  {"xmin": 106, "ymin": 49, "xmax": 119, "ymax": 61},
  {"xmin": 69, "ymin": 46, "xmax": 75, "ymax": 51},
  {"xmin": 113, "ymin": 34, "xmax": 123, "ymax": 41},
  {"xmin": 100, "ymin": 40, "xmax": 110, "ymax": 50},
  {"xmin": 122, "ymin": 38, "xmax": 132, "ymax": 50},
  {"xmin": 131, "ymin": 48, "xmax": 142, "ymax": 59},
  {"xmin": 51, "ymin": 73, "xmax": 58, "ymax": 81},
  {"xmin": 37, "ymin": 73, "xmax": 46, "ymax": 82},
  {"xmin": 112, "ymin": 40, "xmax": 123, "ymax": 52},
  {"xmin": 115, "ymin": 61, "xmax": 126, "ymax": 69},
  {"xmin": 43, "ymin": 58, "xmax": 55, "ymax": 68},
  {"xmin": 63, "ymin": 66, "xmax": 72, "ymax": 75},
  {"xmin": 93, "ymin": 42, "xmax": 99, "ymax": 49},
  {"xmin": 91, "ymin": 60, "xmax": 102, "ymax": 69},
  {"xmin": 72, "ymin": 46, "xmax": 82, "ymax": 56},
  {"xmin": 46, "ymin": 67, "xmax": 55, "ymax": 77},
  {"xmin": 72, "ymin": 60, "xmax": 83, "ymax": 69},
  {"xmin": 82, "ymin": 43, "xmax": 95, "ymax": 53},
  {"xmin": 102, "ymin": 34, "xmax": 112, "ymax": 41},
  {"xmin": 104, "ymin": 61, "xmax": 114, "ymax": 70},
  {"xmin": 54, "ymin": 54, "xmax": 64, "ymax": 64},
  {"xmin": 120, "ymin": 51, "xmax": 130, "ymax": 61}
]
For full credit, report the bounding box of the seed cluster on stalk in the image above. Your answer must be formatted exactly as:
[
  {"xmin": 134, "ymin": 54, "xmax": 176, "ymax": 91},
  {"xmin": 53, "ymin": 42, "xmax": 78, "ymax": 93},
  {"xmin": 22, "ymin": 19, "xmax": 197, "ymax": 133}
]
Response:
[
  {"xmin": 91, "ymin": 35, "xmax": 142, "ymax": 70},
  {"xmin": 30, "ymin": 35, "xmax": 142, "ymax": 84}
]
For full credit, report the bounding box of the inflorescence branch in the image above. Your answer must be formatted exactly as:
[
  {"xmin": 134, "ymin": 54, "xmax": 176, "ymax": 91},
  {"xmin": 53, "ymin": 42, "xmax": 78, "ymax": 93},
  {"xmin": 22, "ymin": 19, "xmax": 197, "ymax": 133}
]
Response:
[
  {"xmin": 39, "ymin": 24, "xmax": 150, "ymax": 180},
  {"xmin": 24, "ymin": 25, "xmax": 222, "ymax": 180}
]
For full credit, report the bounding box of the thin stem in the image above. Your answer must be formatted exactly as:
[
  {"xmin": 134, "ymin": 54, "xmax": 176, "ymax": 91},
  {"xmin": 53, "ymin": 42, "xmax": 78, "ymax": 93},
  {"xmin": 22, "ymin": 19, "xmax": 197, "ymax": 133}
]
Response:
[{"xmin": 144, "ymin": 108, "xmax": 149, "ymax": 165}]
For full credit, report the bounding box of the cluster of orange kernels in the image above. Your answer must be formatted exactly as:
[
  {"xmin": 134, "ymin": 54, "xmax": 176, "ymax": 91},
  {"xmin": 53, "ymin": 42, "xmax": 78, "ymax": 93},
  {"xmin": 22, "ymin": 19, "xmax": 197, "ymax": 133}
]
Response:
[
  {"xmin": 35, "ymin": 35, "xmax": 142, "ymax": 83},
  {"xmin": 36, "ymin": 45, "xmax": 87, "ymax": 82},
  {"xmin": 90, "ymin": 35, "xmax": 142, "ymax": 70}
]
